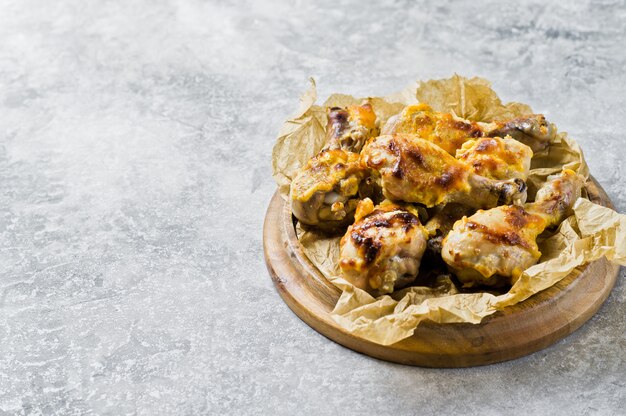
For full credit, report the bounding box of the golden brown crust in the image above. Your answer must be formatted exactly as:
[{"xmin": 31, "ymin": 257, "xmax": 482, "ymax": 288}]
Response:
[
  {"xmin": 382, "ymin": 104, "xmax": 483, "ymax": 155},
  {"xmin": 289, "ymin": 149, "xmax": 367, "ymax": 228},
  {"xmin": 291, "ymin": 149, "xmax": 365, "ymax": 202},
  {"xmin": 456, "ymin": 136, "xmax": 532, "ymax": 180},
  {"xmin": 361, "ymin": 134, "xmax": 471, "ymax": 207}
]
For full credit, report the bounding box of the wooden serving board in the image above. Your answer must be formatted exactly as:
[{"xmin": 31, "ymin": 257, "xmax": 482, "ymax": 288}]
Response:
[{"xmin": 263, "ymin": 178, "xmax": 620, "ymax": 367}]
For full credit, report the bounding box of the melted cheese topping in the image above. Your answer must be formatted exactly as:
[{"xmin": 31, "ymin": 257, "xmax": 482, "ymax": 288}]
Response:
[
  {"xmin": 361, "ymin": 134, "xmax": 471, "ymax": 207},
  {"xmin": 383, "ymin": 103, "xmax": 483, "ymax": 155},
  {"xmin": 456, "ymin": 136, "xmax": 532, "ymax": 180},
  {"xmin": 290, "ymin": 149, "xmax": 365, "ymax": 202}
]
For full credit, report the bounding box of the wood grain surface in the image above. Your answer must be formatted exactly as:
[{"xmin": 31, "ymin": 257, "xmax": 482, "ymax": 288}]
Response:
[{"xmin": 263, "ymin": 177, "xmax": 620, "ymax": 367}]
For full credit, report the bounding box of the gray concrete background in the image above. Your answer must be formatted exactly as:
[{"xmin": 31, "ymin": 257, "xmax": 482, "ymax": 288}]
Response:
[{"xmin": 1, "ymin": 0, "xmax": 624, "ymax": 415}]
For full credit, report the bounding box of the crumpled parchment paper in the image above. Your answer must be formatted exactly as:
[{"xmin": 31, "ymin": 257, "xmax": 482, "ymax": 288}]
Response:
[{"xmin": 272, "ymin": 75, "xmax": 626, "ymax": 346}]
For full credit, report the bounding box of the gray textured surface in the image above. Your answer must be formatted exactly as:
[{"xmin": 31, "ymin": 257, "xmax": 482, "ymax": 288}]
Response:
[{"xmin": 1, "ymin": 0, "xmax": 625, "ymax": 414}]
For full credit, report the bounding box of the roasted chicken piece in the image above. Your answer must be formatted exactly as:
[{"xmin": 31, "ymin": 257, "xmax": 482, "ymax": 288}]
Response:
[
  {"xmin": 290, "ymin": 149, "xmax": 366, "ymax": 229},
  {"xmin": 481, "ymin": 114, "xmax": 556, "ymax": 153},
  {"xmin": 456, "ymin": 136, "xmax": 532, "ymax": 180},
  {"xmin": 339, "ymin": 199, "xmax": 428, "ymax": 295},
  {"xmin": 383, "ymin": 104, "xmax": 556, "ymax": 155},
  {"xmin": 360, "ymin": 134, "xmax": 527, "ymax": 209},
  {"xmin": 442, "ymin": 169, "xmax": 584, "ymax": 287},
  {"xmin": 324, "ymin": 102, "xmax": 378, "ymax": 153},
  {"xmin": 382, "ymin": 104, "xmax": 483, "ymax": 155},
  {"xmin": 290, "ymin": 102, "xmax": 378, "ymax": 229}
]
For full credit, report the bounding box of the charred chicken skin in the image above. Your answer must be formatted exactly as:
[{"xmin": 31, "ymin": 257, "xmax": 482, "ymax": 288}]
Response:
[
  {"xmin": 481, "ymin": 114, "xmax": 557, "ymax": 153},
  {"xmin": 441, "ymin": 169, "xmax": 584, "ymax": 287},
  {"xmin": 339, "ymin": 199, "xmax": 428, "ymax": 295},
  {"xmin": 360, "ymin": 134, "xmax": 527, "ymax": 209}
]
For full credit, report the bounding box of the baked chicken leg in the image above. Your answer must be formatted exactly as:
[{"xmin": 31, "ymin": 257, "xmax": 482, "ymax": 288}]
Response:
[
  {"xmin": 382, "ymin": 104, "xmax": 483, "ymax": 155},
  {"xmin": 456, "ymin": 136, "xmax": 533, "ymax": 181},
  {"xmin": 290, "ymin": 102, "xmax": 378, "ymax": 229},
  {"xmin": 324, "ymin": 102, "xmax": 379, "ymax": 153},
  {"xmin": 441, "ymin": 169, "xmax": 584, "ymax": 287},
  {"xmin": 290, "ymin": 149, "xmax": 366, "ymax": 228},
  {"xmin": 360, "ymin": 134, "xmax": 527, "ymax": 208},
  {"xmin": 383, "ymin": 104, "xmax": 556, "ymax": 155},
  {"xmin": 339, "ymin": 199, "xmax": 428, "ymax": 295}
]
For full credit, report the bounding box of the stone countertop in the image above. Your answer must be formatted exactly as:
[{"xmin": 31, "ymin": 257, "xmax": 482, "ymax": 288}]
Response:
[{"xmin": 1, "ymin": 1, "xmax": 624, "ymax": 414}]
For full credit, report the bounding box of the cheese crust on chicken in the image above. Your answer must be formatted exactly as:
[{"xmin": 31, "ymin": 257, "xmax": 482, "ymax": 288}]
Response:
[
  {"xmin": 361, "ymin": 134, "xmax": 527, "ymax": 208},
  {"xmin": 339, "ymin": 199, "xmax": 428, "ymax": 295},
  {"xmin": 442, "ymin": 169, "xmax": 584, "ymax": 287}
]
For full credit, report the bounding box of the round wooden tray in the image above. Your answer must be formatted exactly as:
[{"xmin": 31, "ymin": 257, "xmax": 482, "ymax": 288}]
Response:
[{"xmin": 263, "ymin": 178, "xmax": 620, "ymax": 367}]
